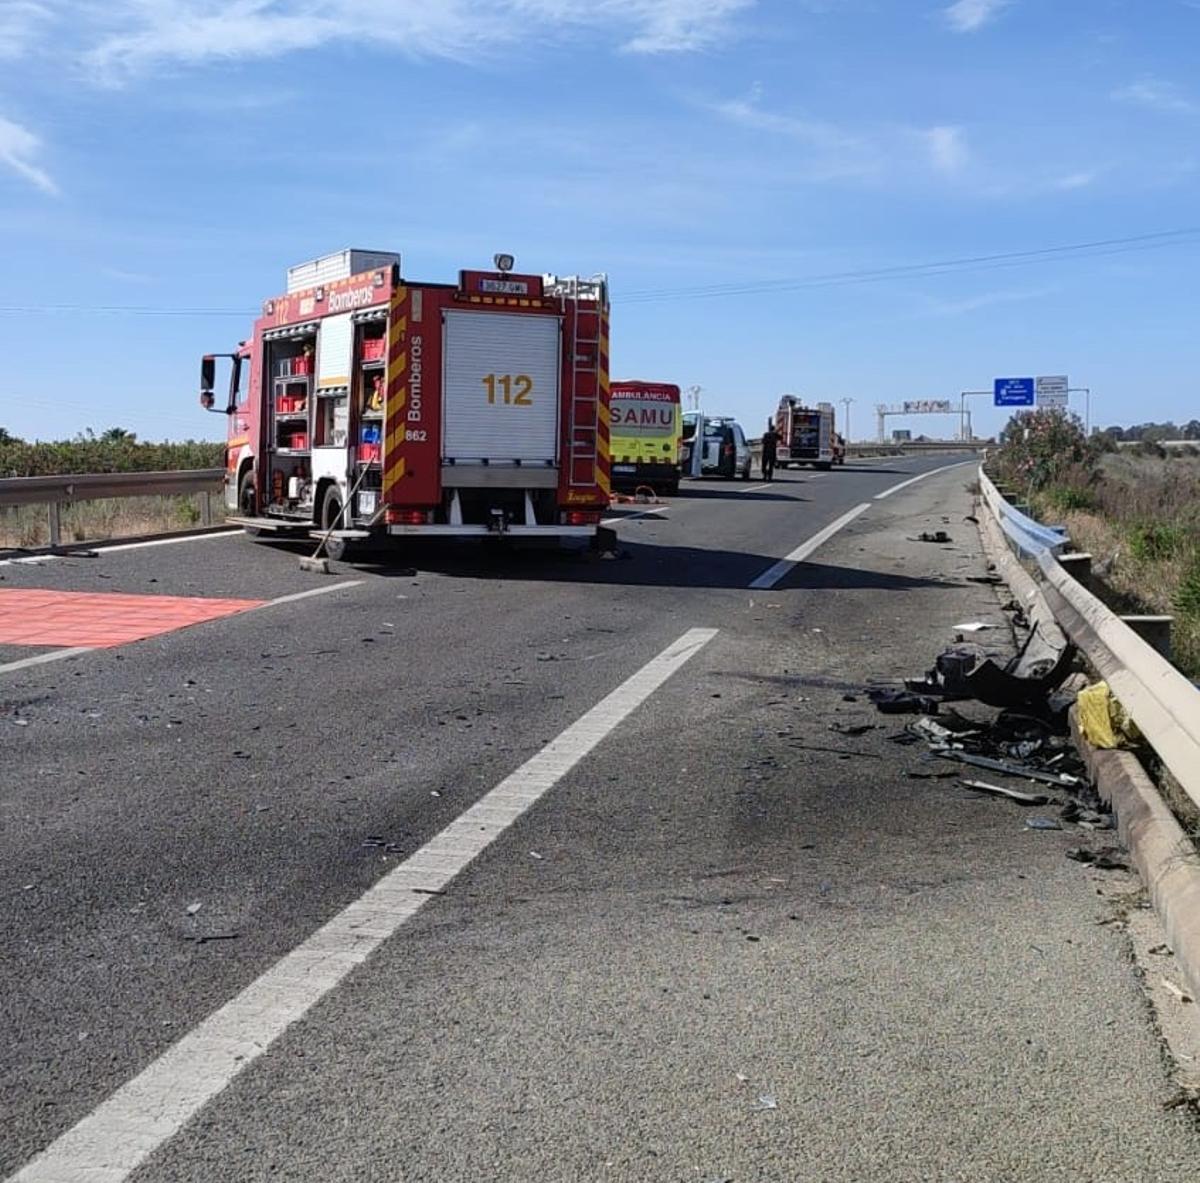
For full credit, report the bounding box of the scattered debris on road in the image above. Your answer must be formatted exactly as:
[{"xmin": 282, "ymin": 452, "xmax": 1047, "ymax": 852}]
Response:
[
  {"xmin": 185, "ymin": 902, "xmax": 202, "ymax": 916},
  {"xmin": 828, "ymin": 721, "xmax": 879, "ymax": 737},
  {"xmin": 1025, "ymin": 815, "xmax": 1063, "ymax": 831},
  {"xmin": 867, "ymin": 687, "xmax": 941, "ymax": 714},
  {"xmin": 915, "ymin": 531, "xmax": 952, "ymax": 543},
  {"xmin": 756, "ymin": 1094, "xmax": 779, "ymax": 1111},
  {"xmin": 1161, "ymin": 978, "xmax": 1194, "ymax": 1005},
  {"xmin": 960, "ymin": 779, "xmax": 1050, "ymax": 806},
  {"xmin": 1066, "ymin": 846, "xmax": 1130, "ymax": 871}
]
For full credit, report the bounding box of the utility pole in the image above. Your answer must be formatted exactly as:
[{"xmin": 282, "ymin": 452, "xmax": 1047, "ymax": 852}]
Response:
[
  {"xmin": 1069, "ymin": 387, "xmax": 1091, "ymax": 435},
  {"xmin": 840, "ymin": 398, "xmax": 854, "ymax": 443},
  {"xmin": 959, "ymin": 390, "xmax": 990, "ymax": 441}
]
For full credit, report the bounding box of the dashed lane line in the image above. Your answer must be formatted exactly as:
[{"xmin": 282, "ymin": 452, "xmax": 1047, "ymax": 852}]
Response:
[{"xmin": 5, "ymin": 626, "xmax": 719, "ymax": 1183}]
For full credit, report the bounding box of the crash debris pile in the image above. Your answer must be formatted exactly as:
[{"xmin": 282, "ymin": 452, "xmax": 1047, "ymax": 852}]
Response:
[{"xmin": 869, "ymin": 627, "xmax": 1125, "ymax": 842}]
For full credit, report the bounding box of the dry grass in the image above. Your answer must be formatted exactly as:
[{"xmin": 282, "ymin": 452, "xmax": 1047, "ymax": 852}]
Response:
[
  {"xmin": 0, "ymin": 495, "xmax": 225, "ymax": 552},
  {"xmin": 1032, "ymin": 452, "xmax": 1200, "ymax": 679}
]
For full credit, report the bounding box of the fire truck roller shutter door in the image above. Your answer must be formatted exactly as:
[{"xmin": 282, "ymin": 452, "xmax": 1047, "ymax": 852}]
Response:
[{"xmin": 442, "ymin": 311, "xmax": 560, "ymax": 464}]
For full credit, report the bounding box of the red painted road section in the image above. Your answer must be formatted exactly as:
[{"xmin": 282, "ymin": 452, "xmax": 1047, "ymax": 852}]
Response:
[{"xmin": 0, "ymin": 588, "xmax": 265, "ymax": 649}]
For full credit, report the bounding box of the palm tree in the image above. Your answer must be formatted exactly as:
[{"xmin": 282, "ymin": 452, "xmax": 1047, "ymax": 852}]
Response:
[{"xmin": 101, "ymin": 427, "xmax": 137, "ymax": 442}]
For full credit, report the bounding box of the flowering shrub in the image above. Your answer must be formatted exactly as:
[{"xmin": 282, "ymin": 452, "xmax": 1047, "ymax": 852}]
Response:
[{"xmin": 991, "ymin": 409, "xmax": 1100, "ymax": 495}]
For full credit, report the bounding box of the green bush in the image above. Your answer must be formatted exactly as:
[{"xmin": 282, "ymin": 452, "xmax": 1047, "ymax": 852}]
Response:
[
  {"xmin": 1043, "ymin": 485, "xmax": 1096, "ymax": 513},
  {"xmin": 1128, "ymin": 522, "xmax": 1185, "ymax": 562},
  {"xmin": 1176, "ymin": 559, "xmax": 1200, "ymax": 619}
]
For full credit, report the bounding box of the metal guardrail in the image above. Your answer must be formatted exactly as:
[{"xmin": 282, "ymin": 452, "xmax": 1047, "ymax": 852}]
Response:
[
  {"xmin": 0, "ymin": 469, "xmax": 224, "ymax": 547},
  {"xmin": 746, "ymin": 441, "xmax": 986, "ymax": 464},
  {"xmin": 978, "ymin": 473, "xmax": 1071, "ymax": 558},
  {"xmin": 979, "ymin": 467, "xmax": 1200, "ymax": 813}
]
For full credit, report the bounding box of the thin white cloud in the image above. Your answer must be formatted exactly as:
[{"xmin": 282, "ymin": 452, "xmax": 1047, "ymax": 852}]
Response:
[
  {"xmin": 0, "ymin": 0, "xmax": 55, "ymax": 58},
  {"xmin": 924, "ymin": 125, "xmax": 968, "ymax": 174},
  {"xmin": 1052, "ymin": 168, "xmax": 1102, "ymax": 191},
  {"xmin": 704, "ymin": 83, "xmax": 884, "ymax": 180},
  {"xmin": 943, "ymin": 0, "xmax": 1009, "ymax": 33},
  {"xmin": 77, "ymin": 0, "xmax": 753, "ymax": 81},
  {"xmin": 925, "ymin": 285, "xmax": 1056, "ymax": 317},
  {"xmin": 0, "ymin": 115, "xmax": 58, "ymax": 195},
  {"xmin": 1111, "ymin": 78, "xmax": 1196, "ymax": 114}
]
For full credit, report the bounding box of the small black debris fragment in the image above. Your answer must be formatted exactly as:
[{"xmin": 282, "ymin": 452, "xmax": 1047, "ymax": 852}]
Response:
[
  {"xmin": 829, "ymin": 722, "xmax": 878, "ymax": 737},
  {"xmin": 1065, "ymin": 846, "xmax": 1130, "ymax": 871},
  {"xmin": 868, "ymin": 688, "xmax": 940, "ymax": 715}
]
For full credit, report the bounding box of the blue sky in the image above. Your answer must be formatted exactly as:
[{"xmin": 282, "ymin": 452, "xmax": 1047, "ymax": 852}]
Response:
[{"xmin": 1, "ymin": 0, "xmax": 1198, "ymax": 443}]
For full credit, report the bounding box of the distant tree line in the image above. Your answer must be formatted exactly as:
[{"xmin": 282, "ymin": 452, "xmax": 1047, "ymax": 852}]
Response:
[
  {"xmin": 0, "ymin": 427, "xmax": 223, "ymax": 478},
  {"xmin": 1098, "ymin": 420, "xmax": 1200, "ymax": 442}
]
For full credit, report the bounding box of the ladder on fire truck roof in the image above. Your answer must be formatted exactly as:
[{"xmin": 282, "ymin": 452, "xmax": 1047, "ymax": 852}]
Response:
[{"xmin": 544, "ymin": 274, "xmax": 609, "ymax": 490}]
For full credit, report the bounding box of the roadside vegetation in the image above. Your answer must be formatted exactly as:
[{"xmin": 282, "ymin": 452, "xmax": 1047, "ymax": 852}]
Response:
[
  {"xmin": 989, "ymin": 409, "xmax": 1200, "ymax": 679},
  {"xmin": 0, "ymin": 427, "xmax": 225, "ymax": 550}
]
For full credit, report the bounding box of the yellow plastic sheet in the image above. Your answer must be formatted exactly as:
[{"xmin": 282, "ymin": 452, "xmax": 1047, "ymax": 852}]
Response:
[{"xmin": 1078, "ymin": 681, "xmax": 1141, "ymax": 749}]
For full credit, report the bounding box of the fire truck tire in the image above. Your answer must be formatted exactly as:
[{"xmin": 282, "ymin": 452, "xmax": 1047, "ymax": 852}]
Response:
[
  {"xmin": 237, "ymin": 467, "xmax": 257, "ymax": 517},
  {"xmin": 319, "ymin": 488, "xmax": 356, "ymax": 562}
]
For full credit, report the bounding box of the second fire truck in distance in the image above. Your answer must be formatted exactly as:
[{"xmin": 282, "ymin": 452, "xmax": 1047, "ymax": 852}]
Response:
[
  {"xmin": 199, "ymin": 249, "xmax": 611, "ymax": 559},
  {"xmin": 774, "ymin": 395, "xmax": 839, "ymax": 471}
]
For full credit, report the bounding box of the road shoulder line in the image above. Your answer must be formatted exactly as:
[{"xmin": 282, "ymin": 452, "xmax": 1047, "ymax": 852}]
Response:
[
  {"xmin": 748, "ymin": 502, "xmax": 871, "ymax": 590},
  {"xmin": 874, "ymin": 460, "xmax": 972, "ymax": 500}
]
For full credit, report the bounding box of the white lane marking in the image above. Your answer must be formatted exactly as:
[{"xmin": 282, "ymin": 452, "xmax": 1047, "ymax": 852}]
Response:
[
  {"xmin": 6, "ymin": 626, "xmax": 719, "ymax": 1183},
  {"xmin": 747, "ymin": 503, "xmax": 871, "ymax": 590},
  {"xmin": 0, "ymin": 531, "xmax": 239, "ymax": 568},
  {"xmin": 873, "ymin": 460, "xmax": 973, "ymax": 501},
  {"xmin": 260, "ymin": 581, "xmax": 363, "ymax": 608},
  {"xmin": 92, "ymin": 530, "xmax": 241, "ymax": 554},
  {"xmin": 601, "ymin": 508, "xmax": 669, "ymax": 526},
  {"xmin": 0, "ymin": 647, "xmax": 93, "ymax": 676},
  {"xmin": 740, "ymin": 483, "xmax": 774, "ymax": 494}
]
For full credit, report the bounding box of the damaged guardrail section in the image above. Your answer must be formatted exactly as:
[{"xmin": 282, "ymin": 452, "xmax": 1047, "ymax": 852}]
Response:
[
  {"xmin": 979, "ymin": 467, "xmax": 1200, "ymax": 816},
  {"xmin": 0, "ymin": 469, "xmax": 224, "ymax": 549}
]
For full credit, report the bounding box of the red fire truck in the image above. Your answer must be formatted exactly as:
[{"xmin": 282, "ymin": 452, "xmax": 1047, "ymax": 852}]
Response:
[
  {"xmin": 200, "ymin": 249, "xmax": 611, "ymax": 559},
  {"xmin": 774, "ymin": 395, "xmax": 837, "ymax": 471}
]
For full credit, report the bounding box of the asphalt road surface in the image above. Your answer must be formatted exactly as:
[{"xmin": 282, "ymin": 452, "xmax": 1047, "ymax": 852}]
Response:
[{"xmin": 2, "ymin": 457, "xmax": 1197, "ymax": 1182}]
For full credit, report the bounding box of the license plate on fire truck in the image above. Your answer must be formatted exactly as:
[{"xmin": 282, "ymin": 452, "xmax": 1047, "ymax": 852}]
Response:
[{"xmin": 613, "ymin": 464, "xmax": 636, "ymax": 474}]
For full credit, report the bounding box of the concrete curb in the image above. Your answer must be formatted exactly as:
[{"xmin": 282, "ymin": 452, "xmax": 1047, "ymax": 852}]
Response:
[
  {"xmin": 1071, "ymin": 712, "xmax": 1200, "ymax": 1007},
  {"xmin": 977, "ymin": 486, "xmax": 1200, "ymax": 1007}
]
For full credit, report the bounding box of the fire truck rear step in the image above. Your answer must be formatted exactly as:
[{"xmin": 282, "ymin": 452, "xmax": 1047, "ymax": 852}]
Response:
[{"xmin": 228, "ymin": 515, "xmax": 310, "ymax": 534}]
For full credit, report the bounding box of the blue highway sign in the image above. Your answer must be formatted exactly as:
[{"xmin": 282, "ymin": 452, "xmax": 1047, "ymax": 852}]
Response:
[{"xmin": 994, "ymin": 377, "xmax": 1035, "ymax": 407}]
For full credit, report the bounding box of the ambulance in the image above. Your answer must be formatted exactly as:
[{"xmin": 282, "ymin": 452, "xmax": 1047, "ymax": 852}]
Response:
[{"xmin": 609, "ymin": 381, "xmax": 683, "ymax": 494}]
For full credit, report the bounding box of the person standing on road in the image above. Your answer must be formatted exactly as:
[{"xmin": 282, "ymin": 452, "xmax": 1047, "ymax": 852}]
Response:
[{"xmin": 761, "ymin": 420, "xmax": 780, "ymax": 481}]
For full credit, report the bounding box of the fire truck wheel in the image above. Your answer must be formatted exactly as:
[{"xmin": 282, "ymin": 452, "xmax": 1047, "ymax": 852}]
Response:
[
  {"xmin": 237, "ymin": 468, "xmax": 257, "ymax": 517},
  {"xmin": 320, "ymin": 489, "xmax": 353, "ymax": 561}
]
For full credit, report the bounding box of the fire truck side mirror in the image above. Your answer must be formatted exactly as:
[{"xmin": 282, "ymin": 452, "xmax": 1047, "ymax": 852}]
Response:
[{"xmin": 200, "ymin": 356, "xmax": 216, "ymax": 410}]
